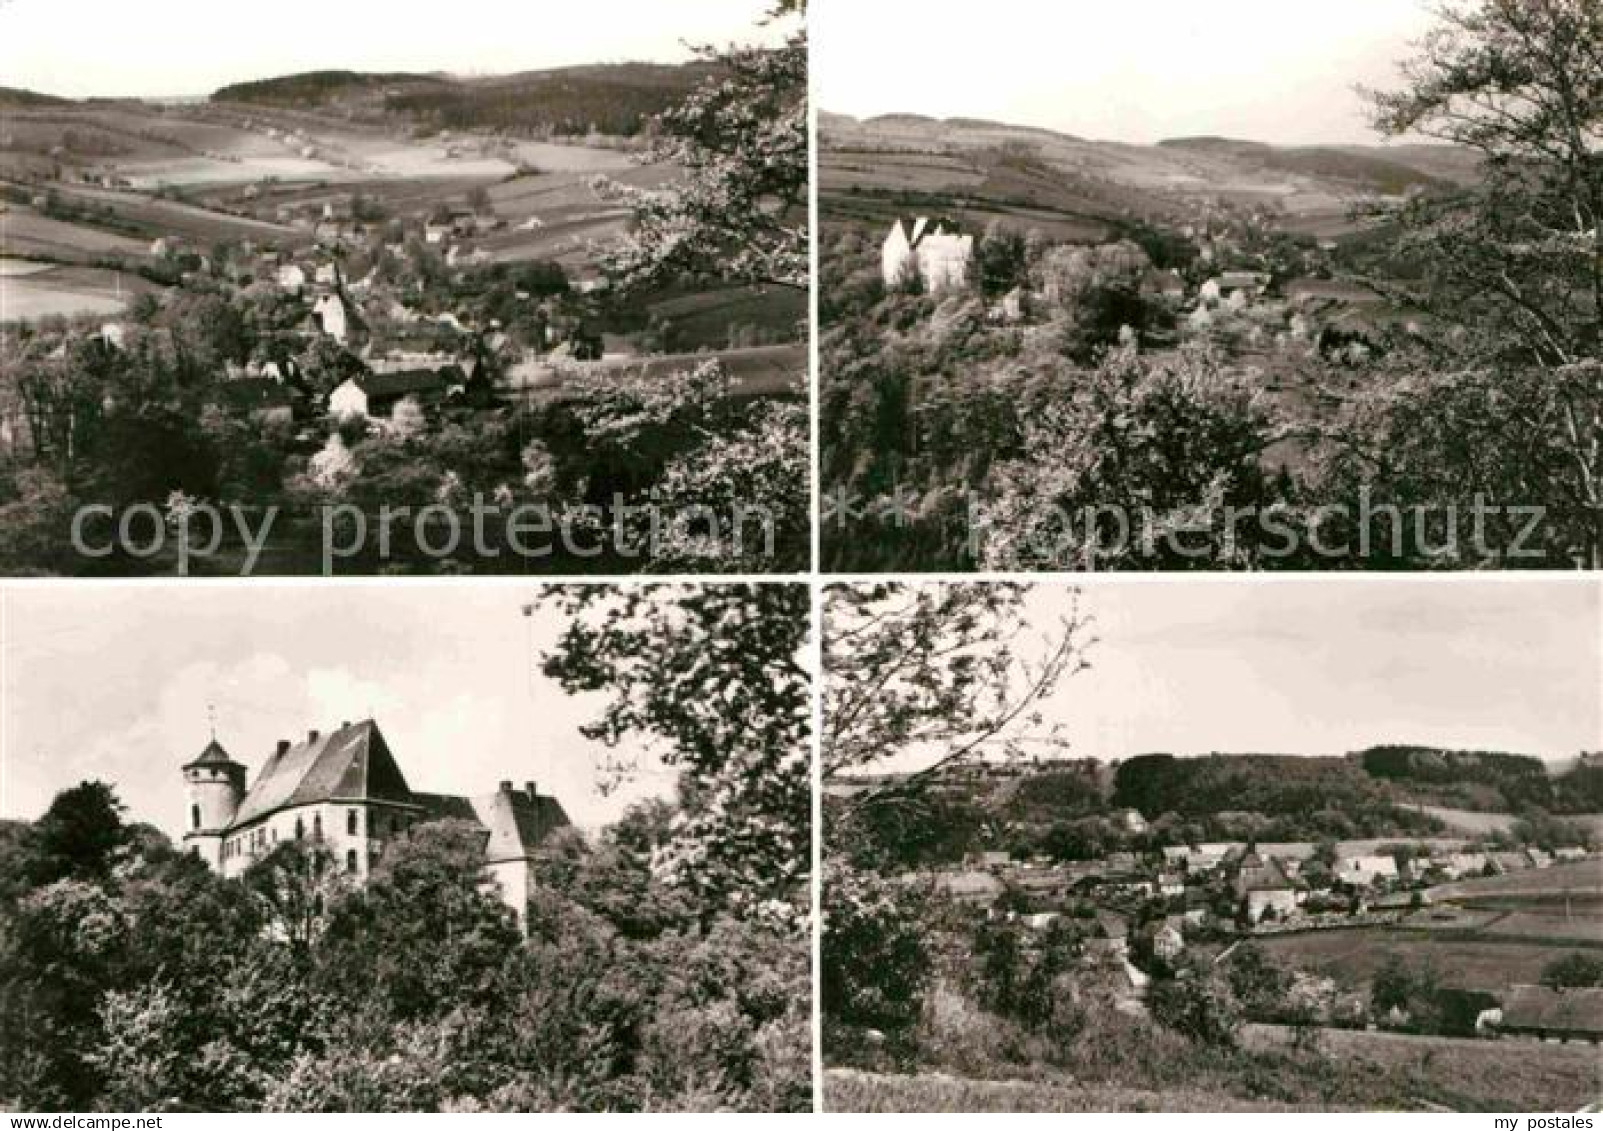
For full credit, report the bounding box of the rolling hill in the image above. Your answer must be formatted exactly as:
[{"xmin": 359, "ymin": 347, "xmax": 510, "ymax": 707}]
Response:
[{"xmin": 820, "ymin": 110, "xmax": 1480, "ymax": 240}]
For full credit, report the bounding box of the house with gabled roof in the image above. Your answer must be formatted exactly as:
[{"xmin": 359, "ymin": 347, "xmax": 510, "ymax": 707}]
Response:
[
  {"xmin": 1235, "ymin": 852, "xmax": 1298, "ymax": 922},
  {"xmin": 882, "ymin": 216, "xmax": 972, "ymax": 293},
  {"xmin": 181, "ymin": 720, "xmax": 570, "ymax": 924}
]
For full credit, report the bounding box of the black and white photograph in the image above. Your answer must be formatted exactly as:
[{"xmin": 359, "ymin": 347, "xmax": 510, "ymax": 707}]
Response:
[
  {"xmin": 0, "ymin": 0, "xmax": 807, "ymax": 576},
  {"xmin": 0, "ymin": 581, "xmax": 812, "ymax": 1111},
  {"xmin": 822, "ymin": 577, "xmax": 1603, "ymax": 1111},
  {"xmin": 5, "ymin": 0, "xmax": 1603, "ymax": 1120},
  {"xmin": 816, "ymin": 0, "xmax": 1602, "ymax": 571}
]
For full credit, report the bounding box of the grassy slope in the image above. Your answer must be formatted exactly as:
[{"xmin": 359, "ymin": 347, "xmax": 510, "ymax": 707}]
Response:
[{"xmin": 828, "ymin": 1029, "xmax": 1603, "ymax": 1113}]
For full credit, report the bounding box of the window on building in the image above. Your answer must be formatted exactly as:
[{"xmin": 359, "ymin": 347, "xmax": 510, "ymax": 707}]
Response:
[
  {"xmin": 313, "ymin": 814, "xmax": 322, "ymax": 839},
  {"xmin": 295, "ymin": 816, "xmax": 304, "ymax": 840},
  {"xmin": 190, "ymin": 804, "xmax": 201, "ymax": 830},
  {"xmin": 191, "ymin": 845, "xmax": 200, "ymax": 857},
  {"xmin": 347, "ymin": 809, "xmax": 358, "ymax": 837},
  {"xmin": 345, "ymin": 849, "xmax": 358, "ymax": 874}
]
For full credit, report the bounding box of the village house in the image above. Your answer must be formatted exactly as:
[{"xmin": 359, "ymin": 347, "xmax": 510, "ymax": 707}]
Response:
[
  {"xmin": 882, "ymin": 217, "xmax": 973, "ymax": 293},
  {"xmin": 181, "ymin": 721, "xmax": 570, "ymax": 924}
]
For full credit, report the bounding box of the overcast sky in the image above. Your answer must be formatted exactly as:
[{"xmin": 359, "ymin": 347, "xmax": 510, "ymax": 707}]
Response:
[
  {"xmin": 870, "ymin": 579, "xmax": 1601, "ymax": 771},
  {"xmin": 815, "ymin": 0, "xmax": 1436, "ymax": 146},
  {"xmin": 0, "ymin": 583, "xmax": 697, "ymax": 838},
  {"xmin": 0, "ymin": 0, "xmax": 783, "ymax": 99}
]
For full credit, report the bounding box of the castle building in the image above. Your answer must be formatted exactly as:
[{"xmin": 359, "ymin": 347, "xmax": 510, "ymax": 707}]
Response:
[
  {"xmin": 882, "ymin": 217, "xmax": 972, "ymax": 293},
  {"xmin": 181, "ymin": 719, "xmax": 570, "ymax": 921}
]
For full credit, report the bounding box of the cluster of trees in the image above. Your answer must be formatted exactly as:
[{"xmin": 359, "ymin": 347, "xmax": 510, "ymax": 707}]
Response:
[{"xmin": 1, "ymin": 583, "xmax": 812, "ymax": 1112}]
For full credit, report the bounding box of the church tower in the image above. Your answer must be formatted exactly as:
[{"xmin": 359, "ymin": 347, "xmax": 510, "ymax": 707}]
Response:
[{"xmin": 181, "ymin": 738, "xmax": 245, "ymax": 869}]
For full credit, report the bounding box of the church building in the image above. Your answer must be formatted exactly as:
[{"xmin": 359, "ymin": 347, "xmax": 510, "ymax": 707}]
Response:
[{"xmin": 181, "ymin": 719, "xmax": 570, "ymax": 921}]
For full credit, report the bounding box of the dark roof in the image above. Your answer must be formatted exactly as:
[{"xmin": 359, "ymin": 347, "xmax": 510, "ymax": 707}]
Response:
[
  {"xmin": 1500, "ymin": 985, "xmax": 1603, "ymax": 1036},
  {"xmin": 213, "ymin": 378, "xmax": 294, "ymax": 411},
  {"xmin": 478, "ymin": 789, "xmax": 571, "ymax": 863},
  {"xmin": 231, "ymin": 720, "xmax": 415, "ymax": 827},
  {"xmin": 358, "ymin": 369, "xmax": 447, "ymax": 398},
  {"xmin": 1240, "ymin": 855, "xmax": 1295, "ymax": 892},
  {"xmin": 184, "ymin": 738, "xmax": 239, "ymax": 770}
]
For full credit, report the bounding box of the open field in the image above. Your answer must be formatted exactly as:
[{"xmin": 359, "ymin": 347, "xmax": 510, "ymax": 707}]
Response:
[
  {"xmin": 820, "ymin": 112, "xmax": 1478, "ymax": 242},
  {"xmin": 504, "ymin": 342, "xmax": 805, "ymax": 400},
  {"xmin": 1478, "ymin": 909, "xmax": 1603, "ymax": 945},
  {"xmin": 1419, "ymin": 806, "xmax": 1521, "ymax": 834},
  {"xmin": 0, "ymin": 260, "xmax": 164, "ymax": 322}
]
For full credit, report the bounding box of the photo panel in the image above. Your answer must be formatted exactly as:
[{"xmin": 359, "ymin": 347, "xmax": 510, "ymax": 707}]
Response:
[{"xmin": 0, "ymin": 0, "xmax": 807, "ymax": 577}]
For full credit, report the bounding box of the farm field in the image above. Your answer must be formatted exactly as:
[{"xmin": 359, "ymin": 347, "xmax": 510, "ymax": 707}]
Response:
[
  {"xmin": 0, "ymin": 208, "xmax": 154, "ymax": 263},
  {"xmin": 1432, "ymin": 860, "xmax": 1603, "ymax": 903},
  {"xmin": 1253, "ymin": 928, "xmax": 1595, "ymax": 992}
]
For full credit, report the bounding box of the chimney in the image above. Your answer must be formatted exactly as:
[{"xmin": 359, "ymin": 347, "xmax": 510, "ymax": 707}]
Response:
[
  {"xmin": 498, "ymin": 780, "xmax": 513, "ymax": 793},
  {"xmin": 276, "ymin": 739, "xmax": 290, "ymax": 756},
  {"xmin": 524, "ymin": 781, "xmax": 538, "ymax": 800},
  {"xmin": 308, "ymin": 728, "xmax": 319, "ymax": 743}
]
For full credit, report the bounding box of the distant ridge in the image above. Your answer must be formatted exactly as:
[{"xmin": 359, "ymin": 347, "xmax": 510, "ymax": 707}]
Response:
[
  {"xmin": 0, "ymin": 85, "xmax": 76, "ymax": 108},
  {"xmin": 210, "ymin": 62, "xmax": 716, "ymax": 137}
]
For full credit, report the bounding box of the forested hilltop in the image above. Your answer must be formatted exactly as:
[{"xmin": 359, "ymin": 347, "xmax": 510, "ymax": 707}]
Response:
[
  {"xmin": 211, "ymin": 63, "xmax": 720, "ymax": 138},
  {"xmin": 840, "ymin": 748, "xmax": 1602, "ymax": 871}
]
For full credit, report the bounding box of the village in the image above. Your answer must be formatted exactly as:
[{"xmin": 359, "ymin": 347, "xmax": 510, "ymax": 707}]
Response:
[
  {"xmin": 879, "ymin": 206, "xmax": 1399, "ymax": 370},
  {"xmin": 893, "ymin": 794, "xmax": 1603, "ymax": 1047}
]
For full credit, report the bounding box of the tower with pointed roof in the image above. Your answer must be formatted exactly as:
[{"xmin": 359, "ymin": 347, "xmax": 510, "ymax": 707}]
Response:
[{"xmin": 181, "ymin": 738, "xmax": 247, "ymax": 869}]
